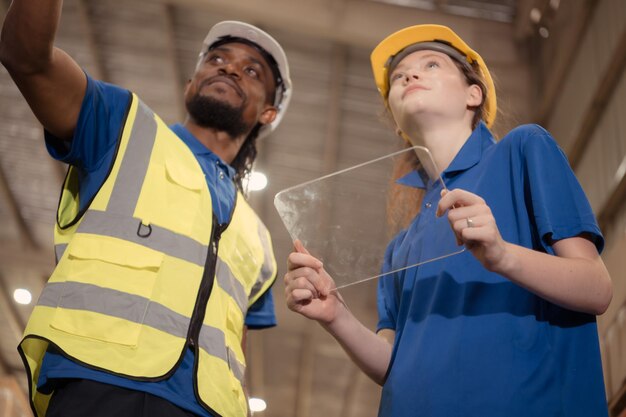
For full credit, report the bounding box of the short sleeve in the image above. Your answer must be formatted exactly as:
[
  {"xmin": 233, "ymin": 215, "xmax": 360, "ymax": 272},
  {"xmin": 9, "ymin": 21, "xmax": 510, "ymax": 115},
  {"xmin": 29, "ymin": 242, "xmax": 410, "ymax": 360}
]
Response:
[
  {"xmin": 45, "ymin": 73, "xmax": 130, "ymax": 169},
  {"xmin": 244, "ymin": 288, "xmax": 277, "ymax": 329},
  {"xmin": 44, "ymin": 73, "xmax": 131, "ymax": 211},
  {"xmin": 377, "ymin": 231, "xmax": 405, "ymax": 332},
  {"xmin": 520, "ymin": 125, "xmax": 604, "ymax": 253}
]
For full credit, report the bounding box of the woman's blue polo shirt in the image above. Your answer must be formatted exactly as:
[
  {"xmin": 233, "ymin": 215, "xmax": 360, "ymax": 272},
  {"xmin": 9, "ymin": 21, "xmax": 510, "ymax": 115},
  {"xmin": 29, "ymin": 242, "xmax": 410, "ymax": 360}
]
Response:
[
  {"xmin": 377, "ymin": 122, "xmax": 607, "ymax": 417},
  {"xmin": 39, "ymin": 75, "xmax": 276, "ymax": 417}
]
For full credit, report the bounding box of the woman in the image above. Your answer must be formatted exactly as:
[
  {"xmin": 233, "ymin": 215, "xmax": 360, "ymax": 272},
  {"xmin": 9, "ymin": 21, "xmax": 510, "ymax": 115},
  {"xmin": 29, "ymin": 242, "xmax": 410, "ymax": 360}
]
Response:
[{"xmin": 284, "ymin": 24, "xmax": 612, "ymax": 416}]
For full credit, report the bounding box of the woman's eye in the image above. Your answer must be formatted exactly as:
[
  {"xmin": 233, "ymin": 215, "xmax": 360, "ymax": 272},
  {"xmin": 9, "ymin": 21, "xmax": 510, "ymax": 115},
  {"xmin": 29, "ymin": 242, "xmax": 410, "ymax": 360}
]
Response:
[
  {"xmin": 390, "ymin": 72, "xmax": 404, "ymax": 82},
  {"xmin": 426, "ymin": 61, "xmax": 440, "ymax": 69}
]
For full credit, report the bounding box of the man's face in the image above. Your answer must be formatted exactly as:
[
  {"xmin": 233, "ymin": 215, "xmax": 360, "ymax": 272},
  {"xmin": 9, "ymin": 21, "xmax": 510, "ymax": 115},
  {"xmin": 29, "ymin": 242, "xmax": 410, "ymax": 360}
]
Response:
[{"xmin": 185, "ymin": 42, "xmax": 278, "ymax": 137}]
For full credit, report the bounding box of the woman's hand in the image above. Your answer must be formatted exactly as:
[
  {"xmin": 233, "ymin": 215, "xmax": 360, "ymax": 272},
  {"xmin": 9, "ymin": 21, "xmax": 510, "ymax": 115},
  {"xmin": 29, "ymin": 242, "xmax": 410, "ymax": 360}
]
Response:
[
  {"xmin": 285, "ymin": 241, "xmax": 396, "ymax": 383},
  {"xmin": 436, "ymin": 188, "xmax": 612, "ymax": 314},
  {"xmin": 284, "ymin": 240, "xmax": 345, "ymax": 325},
  {"xmin": 436, "ymin": 188, "xmax": 510, "ymax": 272}
]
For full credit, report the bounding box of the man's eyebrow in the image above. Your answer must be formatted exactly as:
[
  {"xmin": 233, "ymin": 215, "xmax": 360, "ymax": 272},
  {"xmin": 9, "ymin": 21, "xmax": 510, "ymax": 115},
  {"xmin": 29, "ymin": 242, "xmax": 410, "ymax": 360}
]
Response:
[{"xmin": 211, "ymin": 45, "xmax": 268, "ymax": 71}]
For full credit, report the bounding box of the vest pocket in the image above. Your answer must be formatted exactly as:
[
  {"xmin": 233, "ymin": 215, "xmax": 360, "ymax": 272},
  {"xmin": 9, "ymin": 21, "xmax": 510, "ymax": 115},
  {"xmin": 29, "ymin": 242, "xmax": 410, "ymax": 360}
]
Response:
[
  {"xmin": 50, "ymin": 234, "xmax": 164, "ymax": 347},
  {"xmin": 136, "ymin": 157, "xmax": 205, "ymax": 236}
]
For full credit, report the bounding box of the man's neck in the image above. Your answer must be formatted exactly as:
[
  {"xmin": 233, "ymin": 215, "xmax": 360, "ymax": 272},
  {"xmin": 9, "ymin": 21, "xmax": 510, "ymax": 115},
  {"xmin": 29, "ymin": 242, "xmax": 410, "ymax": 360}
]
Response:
[{"xmin": 182, "ymin": 119, "xmax": 245, "ymax": 165}]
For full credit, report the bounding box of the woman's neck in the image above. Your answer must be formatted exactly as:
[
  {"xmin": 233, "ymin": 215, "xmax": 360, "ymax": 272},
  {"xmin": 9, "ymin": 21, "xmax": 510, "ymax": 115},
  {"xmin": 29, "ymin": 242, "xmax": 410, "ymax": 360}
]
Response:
[{"xmin": 405, "ymin": 117, "xmax": 473, "ymax": 174}]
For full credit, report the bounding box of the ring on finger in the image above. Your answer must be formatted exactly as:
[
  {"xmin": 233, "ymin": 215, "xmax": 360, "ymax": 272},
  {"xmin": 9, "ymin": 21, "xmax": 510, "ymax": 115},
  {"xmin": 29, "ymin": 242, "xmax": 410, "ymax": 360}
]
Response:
[{"xmin": 466, "ymin": 217, "xmax": 474, "ymax": 228}]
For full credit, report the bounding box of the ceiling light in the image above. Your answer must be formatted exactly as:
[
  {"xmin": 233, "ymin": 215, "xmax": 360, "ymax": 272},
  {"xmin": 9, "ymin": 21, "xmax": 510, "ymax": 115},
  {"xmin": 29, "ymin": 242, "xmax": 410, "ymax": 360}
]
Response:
[
  {"xmin": 14, "ymin": 288, "xmax": 32, "ymax": 305},
  {"xmin": 539, "ymin": 27, "xmax": 550, "ymax": 38},
  {"xmin": 550, "ymin": 0, "xmax": 560, "ymax": 10},
  {"xmin": 249, "ymin": 397, "xmax": 267, "ymax": 412},
  {"xmin": 244, "ymin": 171, "xmax": 268, "ymax": 192},
  {"xmin": 529, "ymin": 8, "xmax": 542, "ymax": 23}
]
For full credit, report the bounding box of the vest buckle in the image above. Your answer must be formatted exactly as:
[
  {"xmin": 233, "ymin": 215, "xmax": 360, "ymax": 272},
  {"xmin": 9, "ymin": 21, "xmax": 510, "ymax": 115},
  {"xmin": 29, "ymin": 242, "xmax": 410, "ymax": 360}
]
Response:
[{"xmin": 137, "ymin": 221, "xmax": 152, "ymax": 238}]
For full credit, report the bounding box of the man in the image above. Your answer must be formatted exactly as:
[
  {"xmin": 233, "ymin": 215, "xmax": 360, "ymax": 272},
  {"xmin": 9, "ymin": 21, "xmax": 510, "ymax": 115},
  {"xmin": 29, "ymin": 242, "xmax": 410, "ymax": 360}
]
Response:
[{"xmin": 0, "ymin": 1, "xmax": 291, "ymax": 416}]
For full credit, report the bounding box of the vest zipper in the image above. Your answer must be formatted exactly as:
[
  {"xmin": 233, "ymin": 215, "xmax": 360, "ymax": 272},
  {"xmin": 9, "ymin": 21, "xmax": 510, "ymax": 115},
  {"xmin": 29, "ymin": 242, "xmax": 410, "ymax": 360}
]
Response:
[{"xmin": 188, "ymin": 215, "xmax": 223, "ymax": 347}]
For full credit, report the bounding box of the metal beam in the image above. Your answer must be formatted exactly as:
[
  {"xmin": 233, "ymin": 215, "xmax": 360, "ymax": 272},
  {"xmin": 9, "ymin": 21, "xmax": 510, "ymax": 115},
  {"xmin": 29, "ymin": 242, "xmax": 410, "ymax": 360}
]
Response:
[
  {"xmin": 535, "ymin": 0, "xmax": 597, "ymax": 126},
  {"xmin": 513, "ymin": 0, "xmax": 537, "ymax": 41},
  {"xmin": 0, "ymin": 272, "xmax": 27, "ymax": 345},
  {"xmin": 0, "ymin": 242, "xmax": 54, "ymax": 274},
  {"xmin": 0, "ymin": 376, "xmax": 31, "ymax": 416},
  {"xmin": 76, "ymin": 0, "xmax": 108, "ymax": 81},
  {"xmin": 245, "ymin": 329, "xmax": 266, "ymax": 402},
  {"xmin": 568, "ymin": 25, "xmax": 626, "ymax": 170},
  {"xmin": 162, "ymin": 3, "xmax": 186, "ymax": 121},
  {"xmin": 339, "ymin": 366, "xmax": 363, "ymax": 417},
  {"xmin": 0, "ymin": 161, "xmax": 39, "ymax": 250},
  {"xmin": 597, "ymin": 156, "xmax": 626, "ymax": 234},
  {"xmin": 0, "ymin": 348, "xmax": 8, "ymax": 376},
  {"xmin": 162, "ymin": 0, "xmax": 509, "ymax": 49},
  {"xmin": 294, "ymin": 323, "xmax": 315, "ymax": 417},
  {"xmin": 322, "ymin": 43, "xmax": 346, "ymax": 176}
]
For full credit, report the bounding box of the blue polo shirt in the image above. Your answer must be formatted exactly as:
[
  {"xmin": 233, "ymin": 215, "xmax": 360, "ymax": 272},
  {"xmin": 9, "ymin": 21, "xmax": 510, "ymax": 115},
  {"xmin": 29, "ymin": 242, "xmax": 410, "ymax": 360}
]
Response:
[
  {"xmin": 39, "ymin": 75, "xmax": 276, "ymax": 416},
  {"xmin": 377, "ymin": 122, "xmax": 607, "ymax": 417}
]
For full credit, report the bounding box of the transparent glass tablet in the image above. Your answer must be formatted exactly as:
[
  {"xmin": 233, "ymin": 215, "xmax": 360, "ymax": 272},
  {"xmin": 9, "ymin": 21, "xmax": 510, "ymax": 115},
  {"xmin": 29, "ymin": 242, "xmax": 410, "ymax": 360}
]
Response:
[{"xmin": 274, "ymin": 146, "xmax": 465, "ymax": 290}]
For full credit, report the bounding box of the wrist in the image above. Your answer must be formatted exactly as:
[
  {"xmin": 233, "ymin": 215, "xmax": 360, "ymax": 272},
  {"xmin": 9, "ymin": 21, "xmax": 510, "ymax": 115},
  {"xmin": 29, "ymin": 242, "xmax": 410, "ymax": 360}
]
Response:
[
  {"xmin": 320, "ymin": 297, "xmax": 351, "ymax": 334},
  {"xmin": 490, "ymin": 241, "xmax": 519, "ymax": 276}
]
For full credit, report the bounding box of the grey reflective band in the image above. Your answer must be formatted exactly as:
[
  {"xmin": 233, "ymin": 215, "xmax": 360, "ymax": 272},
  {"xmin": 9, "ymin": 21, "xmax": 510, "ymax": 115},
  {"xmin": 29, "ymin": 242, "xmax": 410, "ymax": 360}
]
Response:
[
  {"xmin": 55, "ymin": 100, "xmax": 158, "ymax": 263},
  {"xmin": 55, "ymin": 244, "xmax": 68, "ymax": 264},
  {"xmin": 216, "ymin": 258, "xmax": 248, "ymax": 316},
  {"xmin": 77, "ymin": 212, "xmax": 247, "ymax": 318},
  {"xmin": 227, "ymin": 348, "xmax": 246, "ymax": 383},
  {"xmin": 198, "ymin": 325, "xmax": 246, "ymax": 383},
  {"xmin": 38, "ymin": 282, "xmax": 190, "ymax": 338},
  {"xmin": 37, "ymin": 281, "xmax": 243, "ymax": 382},
  {"xmin": 249, "ymin": 221, "xmax": 275, "ymax": 301},
  {"xmin": 78, "ymin": 211, "xmax": 208, "ymax": 267},
  {"xmin": 106, "ymin": 100, "xmax": 157, "ymax": 215}
]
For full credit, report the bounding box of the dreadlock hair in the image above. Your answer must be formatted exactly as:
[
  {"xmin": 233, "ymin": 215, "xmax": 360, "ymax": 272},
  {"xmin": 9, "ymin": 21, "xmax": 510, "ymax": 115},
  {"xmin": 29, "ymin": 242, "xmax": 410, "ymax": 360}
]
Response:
[{"xmin": 231, "ymin": 123, "xmax": 262, "ymax": 192}]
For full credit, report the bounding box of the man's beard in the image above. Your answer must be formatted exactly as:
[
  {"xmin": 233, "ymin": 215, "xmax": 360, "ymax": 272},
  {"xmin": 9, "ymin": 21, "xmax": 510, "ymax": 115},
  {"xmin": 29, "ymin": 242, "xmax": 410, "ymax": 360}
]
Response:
[{"xmin": 186, "ymin": 93, "xmax": 251, "ymax": 139}]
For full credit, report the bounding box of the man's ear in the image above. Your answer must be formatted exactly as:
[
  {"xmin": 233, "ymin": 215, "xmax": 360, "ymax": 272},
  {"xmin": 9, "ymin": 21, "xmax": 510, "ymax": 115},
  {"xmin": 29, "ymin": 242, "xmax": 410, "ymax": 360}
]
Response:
[
  {"xmin": 183, "ymin": 78, "xmax": 192, "ymax": 96},
  {"xmin": 467, "ymin": 84, "xmax": 483, "ymax": 108},
  {"xmin": 259, "ymin": 106, "xmax": 278, "ymax": 126}
]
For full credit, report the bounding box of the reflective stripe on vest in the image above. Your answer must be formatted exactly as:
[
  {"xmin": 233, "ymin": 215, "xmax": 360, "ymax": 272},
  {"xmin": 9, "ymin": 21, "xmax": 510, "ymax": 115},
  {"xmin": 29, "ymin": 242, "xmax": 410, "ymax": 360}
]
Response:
[
  {"xmin": 249, "ymin": 221, "xmax": 275, "ymax": 302},
  {"xmin": 37, "ymin": 281, "xmax": 245, "ymax": 381},
  {"xmin": 55, "ymin": 210, "xmax": 250, "ymax": 316}
]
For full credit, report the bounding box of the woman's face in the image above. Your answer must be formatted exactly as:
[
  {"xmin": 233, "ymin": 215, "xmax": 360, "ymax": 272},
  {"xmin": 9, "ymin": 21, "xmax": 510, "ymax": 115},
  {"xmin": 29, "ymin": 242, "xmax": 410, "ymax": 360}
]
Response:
[{"xmin": 387, "ymin": 49, "xmax": 480, "ymax": 133}]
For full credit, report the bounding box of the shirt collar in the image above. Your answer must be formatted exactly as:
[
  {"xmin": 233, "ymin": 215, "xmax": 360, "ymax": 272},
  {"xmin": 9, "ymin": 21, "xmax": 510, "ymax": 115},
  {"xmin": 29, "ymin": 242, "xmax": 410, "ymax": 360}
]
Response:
[
  {"xmin": 170, "ymin": 123, "xmax": 236, "ymax": 179},
  {"xmin": 396, "ymin": 121, "xmax": 495, "ymax": 189}
]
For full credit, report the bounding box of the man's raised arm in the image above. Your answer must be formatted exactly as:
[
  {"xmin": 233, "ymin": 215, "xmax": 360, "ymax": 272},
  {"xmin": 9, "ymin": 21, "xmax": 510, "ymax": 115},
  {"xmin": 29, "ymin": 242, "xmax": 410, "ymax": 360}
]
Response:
[{"xmin": 0, "ymin": 0, "xmax": 87, "ymax": 141}]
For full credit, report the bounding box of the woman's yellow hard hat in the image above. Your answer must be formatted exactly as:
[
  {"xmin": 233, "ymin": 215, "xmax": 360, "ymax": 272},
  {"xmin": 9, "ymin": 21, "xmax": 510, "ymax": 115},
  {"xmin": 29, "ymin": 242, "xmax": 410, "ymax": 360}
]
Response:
[{"xmin": 370, "ymin": 24, "xmax": 497, "ymax": 128}]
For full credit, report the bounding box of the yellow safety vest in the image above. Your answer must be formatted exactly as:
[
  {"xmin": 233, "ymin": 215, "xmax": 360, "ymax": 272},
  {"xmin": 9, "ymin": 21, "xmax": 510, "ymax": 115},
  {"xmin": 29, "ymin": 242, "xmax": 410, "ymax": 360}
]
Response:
[{"xmin": 18, "ymin": 95, "xmax": 277, "ymax": 417}]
